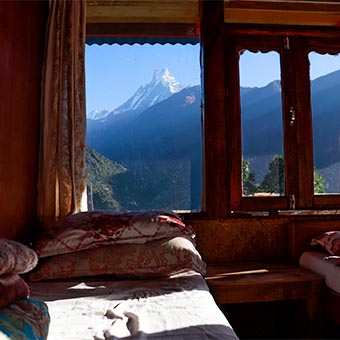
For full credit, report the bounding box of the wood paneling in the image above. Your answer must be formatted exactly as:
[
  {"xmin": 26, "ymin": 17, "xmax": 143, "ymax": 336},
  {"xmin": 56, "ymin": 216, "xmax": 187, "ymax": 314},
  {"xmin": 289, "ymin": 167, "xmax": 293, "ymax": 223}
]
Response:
[
  {"xmin": 224, "ymin": 0, "xmax": 340, "ymax": 26},
  {"xmin": 87, "ymin": 0, "xmax": 199, "ymax": 24},
  {"xmin": 289, "ymin": 217, "xmax": 340, "ymax": 262},
  {"xmin": 187, "ymin": 217, "xmax": 290, "ymax": 264},
  {"xmin": 0, "ymin": 1, "xmax": 48, "ymax": 241}
]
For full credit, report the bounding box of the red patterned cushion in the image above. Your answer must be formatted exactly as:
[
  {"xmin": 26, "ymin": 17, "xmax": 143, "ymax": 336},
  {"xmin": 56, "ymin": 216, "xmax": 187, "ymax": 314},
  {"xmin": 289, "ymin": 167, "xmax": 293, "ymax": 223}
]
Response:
[
  {"xmin": 0, "ymin": 238, "xmax": 38, "ymax": 275},
  {"xmin": 28, "ymin": 236, "xmax": 206, "ymax": 281},
  {"xmin": 0, "ymin": 273, "xmax": 30, "ymax": 308},
  {"xmin": 311, "ymin": 231, "xmax": 340, "ymax": 255},
  {"xmin": 33, "ymin": 210, "xmax": 195, "ymax": 258}
]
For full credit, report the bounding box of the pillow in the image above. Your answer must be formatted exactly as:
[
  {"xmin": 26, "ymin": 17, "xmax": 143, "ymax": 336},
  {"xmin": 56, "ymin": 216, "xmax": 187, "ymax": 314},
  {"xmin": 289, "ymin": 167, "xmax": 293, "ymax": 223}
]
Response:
[
  {"xmin": 0, "ymin": 238, "xmax": 38, "ymax": 275},
  {"xmin": 311, "ymin": 231, "xmax": 340, "ymax": 255},
  {"xmin": 28, "ymin": 236, "xmax": 207, "ymax": 281},
  {"xmin": 33, "ymin": 210, "xmax": 195, "ymax": 258},
  {"xmin": 0, "ymin": 273, "xmax": 30, "ymax": 308}
]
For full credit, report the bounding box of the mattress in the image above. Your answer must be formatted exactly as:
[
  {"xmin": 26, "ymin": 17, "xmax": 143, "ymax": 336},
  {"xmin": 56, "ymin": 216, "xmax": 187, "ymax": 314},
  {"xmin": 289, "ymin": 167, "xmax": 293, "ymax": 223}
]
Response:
[
  {"xmin": 29, "ymin": 270, "xmax": 239, "ymax": 340},
  {"xmin": 299, "ymin": 251, "xmax": 340, "ymax": 294}
]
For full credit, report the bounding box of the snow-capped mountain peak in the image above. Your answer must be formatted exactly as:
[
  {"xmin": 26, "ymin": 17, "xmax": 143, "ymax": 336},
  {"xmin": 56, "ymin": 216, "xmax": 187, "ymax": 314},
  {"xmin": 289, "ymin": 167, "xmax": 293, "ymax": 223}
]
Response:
[
  {"xmin": 87, "ymin": 109, "xmax": 110, "ymax": 120},
  {"xmin": 87, "ymin": 69, "xmax": 184, "ymax": 120},
  {"xmin": 152, "ymin": 68, "xmax": 183, "ymax": 94},
  {"xmin": 113, "ymin": 68, "xmax": 184, "ymax": 114}
]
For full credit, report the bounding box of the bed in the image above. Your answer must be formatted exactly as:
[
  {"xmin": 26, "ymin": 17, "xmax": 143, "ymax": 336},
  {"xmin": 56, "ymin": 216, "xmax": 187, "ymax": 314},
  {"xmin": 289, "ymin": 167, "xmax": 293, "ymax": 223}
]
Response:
[
  {"xmin": 26, "ymin": 210, "xmax": 239, "ymax": 340},
  {"xmin": 290, "ymin": 221, "xmax": 340, "ymax": 328},
  {"xmin": 29, "ymin": 270, "xmax": 237, "ymax": 340}
]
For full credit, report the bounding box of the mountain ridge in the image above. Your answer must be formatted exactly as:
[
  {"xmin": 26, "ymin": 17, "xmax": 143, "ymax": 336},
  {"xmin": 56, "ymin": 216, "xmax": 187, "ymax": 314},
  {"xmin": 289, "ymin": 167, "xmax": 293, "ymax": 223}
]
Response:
[
  {"xmin": 86, "ymin": 69, "xmax": 340, "ymax": 210},
  {"xmin": 87, "ymin": 68, "xmax": 185, "ymax": 120}
]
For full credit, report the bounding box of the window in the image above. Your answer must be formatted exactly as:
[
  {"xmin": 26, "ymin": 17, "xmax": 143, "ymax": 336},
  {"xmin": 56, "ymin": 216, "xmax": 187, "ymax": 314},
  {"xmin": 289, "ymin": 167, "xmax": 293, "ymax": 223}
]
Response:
[
  {"xmin": 239, "ymin": 50, "xmax": 284, "ymax": 197},
  {"xmin": 225, "ymin": 27, "xmax": 340, "ymax": 213},
  {"xmin": 85, "ymin": 42, "xmax": 202, "ymax": 212},
  {"xmin": 85, "ymin": 1, "xmax": 340, "ymax": 217},
  {"xmin": 310, "ymin": 52, "xmax": 340, "ymax": 195}
]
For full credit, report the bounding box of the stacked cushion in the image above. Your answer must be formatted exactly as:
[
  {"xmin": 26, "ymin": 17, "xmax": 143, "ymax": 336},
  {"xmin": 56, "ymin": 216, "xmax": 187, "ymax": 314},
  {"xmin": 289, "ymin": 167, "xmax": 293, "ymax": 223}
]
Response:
[
  {"xmin": 0, "ymin": 239, "xmax": 38, "ymax": 308},
  {"xmin": 30, "ymin": 210, "xmax": 206, "ymax": 281}
]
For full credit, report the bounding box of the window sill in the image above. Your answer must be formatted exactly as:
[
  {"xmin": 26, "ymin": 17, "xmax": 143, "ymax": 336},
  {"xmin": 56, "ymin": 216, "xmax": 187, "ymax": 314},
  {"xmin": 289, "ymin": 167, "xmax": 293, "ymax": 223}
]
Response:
[
  {"xmin": 231, "ymin": 210, "xmax": 340, "ymax": 217},
  {"xmin": 278, "ymin": 210, "xmax": 340, "ymax": 216}
]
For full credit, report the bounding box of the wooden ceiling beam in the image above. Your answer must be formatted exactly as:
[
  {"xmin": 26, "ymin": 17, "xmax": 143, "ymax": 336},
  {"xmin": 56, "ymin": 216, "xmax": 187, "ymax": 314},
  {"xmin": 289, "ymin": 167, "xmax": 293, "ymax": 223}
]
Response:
[
  {"xmin": 224, "ymin": 0, "xmax": 340, "ymax": 26},
  {"xmin": 86, "ymin": 0, "xmax": 199, "ymax": 24}
]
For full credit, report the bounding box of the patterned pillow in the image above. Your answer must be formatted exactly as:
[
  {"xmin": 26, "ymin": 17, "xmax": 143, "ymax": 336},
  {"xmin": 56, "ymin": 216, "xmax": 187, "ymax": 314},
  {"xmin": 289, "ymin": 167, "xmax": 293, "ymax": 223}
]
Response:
[
  {"xmin": 0, "ymin": 273, "xmax": 30, "ymax": 308},
  {"xmin": 0, "ymin": 238, "xmax": 38, "ymax": 275},
  {"xmin": 33, "ymin": 210, "xmax": 195, "ymax": 258},
  {"xmin": 311, "ymin": 231, "xmax": 340, "ymax": 255},
  {"xmin": 28, "ymin": 236, "xmax": 207, "ymax": 281}
]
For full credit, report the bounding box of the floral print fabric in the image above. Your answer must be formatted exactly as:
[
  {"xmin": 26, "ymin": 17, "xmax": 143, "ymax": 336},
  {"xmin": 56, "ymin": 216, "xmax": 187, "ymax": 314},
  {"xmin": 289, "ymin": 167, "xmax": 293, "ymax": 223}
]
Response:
[
  {"xmin": 28, "ymin": 236, "xmax": 206, "ymax": 281},
  {"xmin": 0, "ymin": 298, "xmax": 50, "ymax": 340},
  {"xmin": 311, "ymin": 230, "xmax": 340, "ymax": 255},
  {"xmin": 33, "ymin": 210, "xmax": 196, "ymax": 258},
  {"xmin": 37, "ymin": 0, "xmax": 87, "ymax": 228},
  {"xmin": 0, "ymin": 241, "xmax": 48, "ymax": 338},
  {"xmin": 0, "ymin": 238, "xmax": 38, "ymax": 275}
]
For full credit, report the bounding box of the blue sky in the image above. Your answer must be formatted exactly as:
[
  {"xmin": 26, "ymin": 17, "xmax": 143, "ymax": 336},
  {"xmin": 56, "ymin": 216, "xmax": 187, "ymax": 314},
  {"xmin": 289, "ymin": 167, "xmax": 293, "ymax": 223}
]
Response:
[
  {"xmin": 85, "ymin": 44, "xmax": 339, "ymax": 113},
  {"xmin": 240, "ymin": 51, "xmax": 340, "ymax": 88},
  {"xmin": 85, "ymin": 44, "xmax": 200, "ymax": 113}
]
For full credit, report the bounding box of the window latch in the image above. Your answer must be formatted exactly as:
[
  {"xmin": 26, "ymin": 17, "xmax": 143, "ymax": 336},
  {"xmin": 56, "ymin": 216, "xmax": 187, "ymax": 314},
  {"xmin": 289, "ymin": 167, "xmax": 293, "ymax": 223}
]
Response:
[
  {"xmin": 284, "ymin": 36, "xmax": 290, "ymax": 50},
  {"xmin": 289, "ymin": 194, "xmax": 296, "ymax": 210},
  {"xmin": 289, "ymin": 106, "xmax": 296, "ymax": 126}
]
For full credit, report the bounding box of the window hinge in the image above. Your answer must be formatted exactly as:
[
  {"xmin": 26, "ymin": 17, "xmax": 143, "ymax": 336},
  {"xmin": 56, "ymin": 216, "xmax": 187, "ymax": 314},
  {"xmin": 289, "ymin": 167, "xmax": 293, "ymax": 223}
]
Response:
[
  {"xmin": 284, "ymin": 36, "xmax": 290, "ymax": 50},
  {"xmin": 289, "ymin": 106, "xmax": 296, "ymax": 126}
]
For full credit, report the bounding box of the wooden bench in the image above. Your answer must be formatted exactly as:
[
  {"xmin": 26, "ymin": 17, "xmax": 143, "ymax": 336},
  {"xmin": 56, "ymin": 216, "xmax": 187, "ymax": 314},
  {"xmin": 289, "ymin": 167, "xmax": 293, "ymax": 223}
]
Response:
[{"xmin": 205, "ymin": 262, "xmax": 324, "ymax": 338}]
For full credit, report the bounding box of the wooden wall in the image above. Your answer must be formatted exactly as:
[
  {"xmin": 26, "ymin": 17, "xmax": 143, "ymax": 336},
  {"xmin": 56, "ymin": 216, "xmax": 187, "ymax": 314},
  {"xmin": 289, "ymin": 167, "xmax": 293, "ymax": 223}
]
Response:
[
  {"xmin": 0, "ymin": 1, "xmax": 48, "ymax": 241},
  {"xmin": 188, "ymin": 216, "xmax": 340, "ymax": 265},
  {"xmin": 189, "ymin": 217, "xmax": 290, "ymax": 264}
]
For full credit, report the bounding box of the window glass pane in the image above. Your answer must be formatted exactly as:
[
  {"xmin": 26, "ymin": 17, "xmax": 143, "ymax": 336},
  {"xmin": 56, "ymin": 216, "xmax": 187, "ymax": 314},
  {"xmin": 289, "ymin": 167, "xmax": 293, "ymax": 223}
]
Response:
[
  {"xmin": 85, "ymin": 43, "xmax": 201, "ymax": 212},
  {"xmin": 310, "ymin": 52, "xmax": 340, "ymax": 194},
  {"xmin": 239, "ymin": 50, "xmax": 285, "ymax": 197}
]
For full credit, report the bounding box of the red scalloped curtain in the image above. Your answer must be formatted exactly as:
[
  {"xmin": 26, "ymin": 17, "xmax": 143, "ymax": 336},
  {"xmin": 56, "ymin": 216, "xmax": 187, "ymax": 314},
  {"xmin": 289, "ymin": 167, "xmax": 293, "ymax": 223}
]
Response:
[{"xmin": 37, "ymin": 0, "xmax": 88, "ymax": 229}]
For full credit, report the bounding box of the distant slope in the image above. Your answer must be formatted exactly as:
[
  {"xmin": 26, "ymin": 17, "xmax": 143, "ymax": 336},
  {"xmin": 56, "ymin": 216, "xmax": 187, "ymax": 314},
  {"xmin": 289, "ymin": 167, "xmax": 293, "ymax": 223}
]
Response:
[
  {"xmin": 85, "ymin": 146, "xmax": 127, "ymax": 210},
  {"xmin": 86, "ymin": 86, "xmax": 202, "ymax": 210}
]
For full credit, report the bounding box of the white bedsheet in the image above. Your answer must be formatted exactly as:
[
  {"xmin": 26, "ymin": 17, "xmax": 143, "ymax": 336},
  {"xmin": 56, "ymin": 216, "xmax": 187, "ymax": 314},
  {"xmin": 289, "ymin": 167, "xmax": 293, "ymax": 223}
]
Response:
[
  {"xmin": 299, "ymin": 251, "xmax": 340, "ymax": 294},
  {"xmin": 29, "ymin": 271, "xmax": 238, "ymax": 340}
]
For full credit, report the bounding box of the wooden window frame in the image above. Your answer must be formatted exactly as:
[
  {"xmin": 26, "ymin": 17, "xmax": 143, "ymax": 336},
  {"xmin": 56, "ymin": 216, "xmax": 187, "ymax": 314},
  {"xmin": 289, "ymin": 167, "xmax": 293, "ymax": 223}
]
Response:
[
  {"xmin": 85, "ymin": 1, "xmax": 340, "ymax": 218},
  {"xmin": 223, "ymin": 25, "xmax": 340, "ymax": 214}
]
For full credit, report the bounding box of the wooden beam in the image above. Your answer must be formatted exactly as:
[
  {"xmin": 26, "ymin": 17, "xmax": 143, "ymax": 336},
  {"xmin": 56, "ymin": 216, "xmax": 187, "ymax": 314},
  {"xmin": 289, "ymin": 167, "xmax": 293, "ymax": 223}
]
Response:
[
  {"xmin": 87, "ymin": 22, "xmax": 197, "ymax": 38},
  {"xmin": 87, "ymin": 0, "xmax": 199, "ymax": 24},
  {"xmin": 201, "ymin": 0, "xmax": 228, "ymax": 218},
  {"xmin": 224, "ymin": 0, "xmax": 340, "ymax": 26}
]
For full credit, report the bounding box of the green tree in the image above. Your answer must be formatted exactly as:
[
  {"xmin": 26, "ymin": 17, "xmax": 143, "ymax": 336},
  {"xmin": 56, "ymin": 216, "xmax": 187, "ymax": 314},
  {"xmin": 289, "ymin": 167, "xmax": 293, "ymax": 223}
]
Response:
[
  {"xmin": 314, "ymin": 167, "xmax": 325, "ymax": 194},
  {"xmin": 242, "ymin": 159, "xmax": 258, "ymax": 195},
  {"xmin": 259, "ymin": 154, "xmax": 285, "ymax": 195},
  {"xmin": 259, "ymin": 154, "xmax": 326, "ymax": 195}
]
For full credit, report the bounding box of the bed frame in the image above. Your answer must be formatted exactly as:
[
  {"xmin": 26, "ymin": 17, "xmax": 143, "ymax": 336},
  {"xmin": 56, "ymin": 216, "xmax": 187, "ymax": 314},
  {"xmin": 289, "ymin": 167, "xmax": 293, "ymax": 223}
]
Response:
[{"xmin": 289, "ymin": 219, "xmax": 340, "ymax": 327}]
